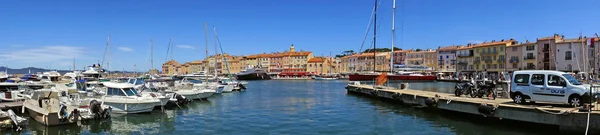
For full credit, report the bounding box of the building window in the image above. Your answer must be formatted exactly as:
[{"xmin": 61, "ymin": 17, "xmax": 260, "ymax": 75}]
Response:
[
  {"xmin": 500, "ymin": 46, "xmax": 504, "ymax": 51},
  {"xmin": 569, "ymin": 43, "xmax": 572, "ymax": 49},
  {"xmin": 565, "ymin": 51, "xmax": 572, "ymax": 60},
  {"xmin": 512, "ymin": 46, "xmax": 517, "ymax": 51},
  {"xmin": 526, "ymin": 45, "xmax": 534, "ymax": 51}
]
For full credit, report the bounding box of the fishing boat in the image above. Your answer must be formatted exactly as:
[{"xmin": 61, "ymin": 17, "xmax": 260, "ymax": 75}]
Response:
[
  {"xmin": 100, "ymin": 82, "xmax": 160, "ymax": 114},
  {"xmin": 22, "ymin": 89, "xmax": 111, "ymax": 126}
]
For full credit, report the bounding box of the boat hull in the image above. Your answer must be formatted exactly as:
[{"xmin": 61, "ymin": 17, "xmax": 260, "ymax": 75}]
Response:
[
  {"xmin": 236, "ymin": 72, "xmax": 271, "ymax": 80},
  {"xmin": 348, "ymin": 74, "xmax": 437, "ymax": 81},
  {"xmin": 103, "ymin": 102, "xmax": 156, "ymax": 114}
]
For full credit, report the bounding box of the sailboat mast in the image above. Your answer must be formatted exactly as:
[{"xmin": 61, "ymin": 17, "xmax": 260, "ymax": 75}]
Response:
[
  {"xmin": 213, "ymin": 26, "xmax": 218, "ymax": 77},
  {"xmin": 373, "ymin": 0, "xmax": 378, "ymax": 72},
  {"xmin": 390, "ymin": 0, "xmax": 396, "ymax": 72},
  {"xmin": 107, "ymin": 35, "xmax": 111, "ymax": 75},
  {"xmin": 169, "ymin": 36, "xmax": 173, "ymax": 60},
  {"xmin": 150, "ymin": 38, "xmax": 154, "ymax": 71},
  {"xmin": 204, "ymin": 22, "xmax": 210, "ymax": 82}
]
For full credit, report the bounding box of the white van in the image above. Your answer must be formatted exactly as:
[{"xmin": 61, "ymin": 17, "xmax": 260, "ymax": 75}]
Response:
[{"xmin": 510, "ymin": 70, "xmax": 591, "ymax": 107}]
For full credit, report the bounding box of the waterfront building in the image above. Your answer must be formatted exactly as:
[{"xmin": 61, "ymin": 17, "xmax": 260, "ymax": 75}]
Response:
[
  {"xmin": 187, "ymin": 60, "xmax": 205, "ymax": 73},
  {"xmin": 555, "ymin": 37, "xmax": 591, "ymax": 72},
  {"xmin": 472, "ymin": 39, "xmax": 516, "ymax": 73},
  {"xmin": 269, "ymin": 52, "xmax": 285, "ymax": 73},
  {"xmin": 356, "ymin": 52, "xmax": 376, "ymax": 71},
  {"xmin": 406, "ymin": 51, "xmax": 424, "ymax": 66},
  {"xmin": 162, "ymin": 60, "xmax": 180, "ymax": 75},
  {"xmin": 307, "ymin": 57, "xmax": 329, "ymax": 74},
  {"xmin": 436, "ymin": 46, "xmax": 460, "ymax": 73},
  {"xmin": 340, "ymin": 54, "xmax": 359, "ymax": 73},
  {"xmin": 522, "ymin": 41, "xmax": 537, "ymax": 70},
  {"xmin": 375, "ymin": 52, "xmax": 391, "ymax": 71},
  {"xmin": 536, "ymin": 34, "xmax": 563, "ymax": 70},
  {"xmin": 149, "ymin": 69, "xmax": 159, "ymax": 75},
  {"xmin": 392, "ymin": 50, "xmax": 412, "ymax": 65},
  {"xmin": 506, "ymin": 42, "xmax": 526, "ymax": 72},
  {"xmin": 423, "ymin": 49, "xmax": 438, "ymax": 71},
  {"xmin": 456, "ymin": 45, "xmax": 475, "ymax": 73}
]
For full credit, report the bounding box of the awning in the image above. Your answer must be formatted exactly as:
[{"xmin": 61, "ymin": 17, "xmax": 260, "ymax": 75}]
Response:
[{"xmin": 278, "ymin": 72, "xmax": 309, "ymax": 76}]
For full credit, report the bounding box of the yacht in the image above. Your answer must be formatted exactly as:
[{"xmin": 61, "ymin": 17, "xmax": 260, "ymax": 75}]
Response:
[
  {"xmin": 125, "ymin": 78, "xmax": 170, "ymax": 108},
  {"xmin": 39, "ymin": 71, "xmax": 62, "ymax": 82},
  {"xmin": 181, "ymin": 71, "xmax": 214, "ymax": 80},
  {"xmin": 100, "ymin": 82, "xmax": 160, "ymax": 114},
  {"xmin": 0, "ymin": 71, "xmax": 8, "ymax": 82},
  {"xmin": 143, "ymin": 79, "xmax": 191, "ymax": 107},
  {"xmin": 173, "ymin": 81, "xmax": 204, "ymax": 100},
  {"xmin": 0, "ymin": 82, "xmax": 46, "ymax": 102},
  {"xmin": 179, "ymin": 77, "xmax": 216, "ymax": 99},
  {"xmin": 236, "ymin": 67, "xmax": 271, "ymax": 80},
  {"xmin": 22, "ymin": 89, "xmax": 112, "ymax": 126},
  {"xmin": 62, "ymin": 71, "xmax": 82, "ymax": 81}
]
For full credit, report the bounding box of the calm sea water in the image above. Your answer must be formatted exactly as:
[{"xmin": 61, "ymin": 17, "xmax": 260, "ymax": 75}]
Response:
[{"xmin": 7, "ymin": 80, "xmax": 553, "ymax": 135}]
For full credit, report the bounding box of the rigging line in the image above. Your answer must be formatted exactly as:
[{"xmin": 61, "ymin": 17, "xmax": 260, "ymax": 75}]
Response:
[
  {"xmin": 400, "ymin": 0, "xmax": 405, "ymax": 49},
  {"xmin": 358, "ymin": 3, "xmax": 377, "ymax": 54},
  {"xmin": 214, "ymin": 26, "xmax": 233, "ymax": 79},
  {"xmin": 101, "ymin": 36, "xmax": 109, "ymax": 68}
]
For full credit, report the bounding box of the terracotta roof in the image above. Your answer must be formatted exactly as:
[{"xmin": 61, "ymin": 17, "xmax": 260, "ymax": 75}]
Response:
[
  {"xmin": 471, "ymin": 39, "xmax": 516, "ymax": 48},
  {"xmin": 512, "ymin": 41, "xmax": 536, "ymax": 46},
  {"xmin": 393, "ymin": 50, "xmax": 413, "ymax": 52},
  {"xmin": 556, "ymin": 38, "xmax": 586, "ymax": 43},
  {"xmin": 437, "ymin": 46, "xmax": 461, "ymax": 51},
  {"xmin": 457, "ymin": 45, "xmax": 474, "ymax": 50},
  {"xmin": 308, "ymin": 57, "xmax": 326, "ymax": 63},
  {"xmin": 538, "ymin": 34, "xmax": 562, "ymax": 41},
  {"xmin": 189, "ymin": 60, "xmax": 203, "ymax": 64},
  {"xmin": 163, "ymin": 60, "xmax": 180, "ymax": 66}
]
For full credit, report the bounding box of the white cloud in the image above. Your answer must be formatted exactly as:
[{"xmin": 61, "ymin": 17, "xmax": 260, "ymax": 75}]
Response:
[
  {"xmin": 176, "ymin": 45, "xmax": 196, "ymax": 49},
  {"xmin": 117, "ymin": 47, "xmax": 134, "ymax": 52},
  {"xmin": 10, "ymin": 44, "xmax": 24, "ymax": 47},
  {"xmin": 0, "ymin": 46, "xmax": 87, "ymax": 67}
]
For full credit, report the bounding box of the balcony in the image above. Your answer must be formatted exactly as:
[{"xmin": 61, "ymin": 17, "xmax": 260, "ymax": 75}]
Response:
[
  {"xmin": 497, "ymin": 58, "xmax": 505, "ymax": 62},
  {"xmin": 543, "ymin": 47, "xmax": 550, "ymax": 52},
  {"xmin": 509, "ymin": 58, "xmax": 519, "ymax": 63},
  {"xmin": 474, "ymin": 60, "xmax": 481, "ymax": 64},
  {"xmin": 438, "ymin": 62, "xmax": 445, "ymax": 65},
  {"xmin": 525, "ymin": 66, "xmax": 536, "ymax": 70},
  {"xmin": 458, "ymin": 61, "xmax": 468, "ymax": 65},
  {"xmin": 457, "ymin": 53, "xmax": 473, "ymax": 57},
  {"xmin": 524, "ymin": 56, "xmax": 535, "ymax": 60}
]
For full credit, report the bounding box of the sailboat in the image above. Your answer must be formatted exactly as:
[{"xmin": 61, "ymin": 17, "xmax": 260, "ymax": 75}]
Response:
[
  {"xmin": 348, "ymin": 0, "xmax": 436, "ymax": 81},
  {"xmin": 213, "ymin": 26, "xmax": 247, "ymax": 92}
]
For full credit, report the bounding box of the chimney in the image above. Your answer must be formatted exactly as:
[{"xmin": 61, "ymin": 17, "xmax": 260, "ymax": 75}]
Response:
[
  {"xmin": 501, "ymin": 39, "xmax": 504, "ymax": 42},
  {"xmin": 526, "ymin": 40, "xmax": 530, "ymax": 43},
  {"xmin": 492, "ymin": 40, "xmax": 495, "ymax": 42}
]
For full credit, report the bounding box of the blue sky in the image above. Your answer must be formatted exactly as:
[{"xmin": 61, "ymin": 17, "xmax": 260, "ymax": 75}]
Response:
[{"xmin": 1, "ymin": 0, "xmax": 599, "ymax": 71}]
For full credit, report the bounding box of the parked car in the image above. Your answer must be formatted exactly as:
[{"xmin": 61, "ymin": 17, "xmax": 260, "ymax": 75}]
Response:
[{"xmin": 510, "ymin": 70, "xmax": 592, "ymax": 107}]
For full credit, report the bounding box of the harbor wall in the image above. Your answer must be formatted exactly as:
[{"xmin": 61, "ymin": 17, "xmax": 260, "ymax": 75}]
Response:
[{"xmin": 346, "ymin": 84, "xmax": 600, "ymax": 134}]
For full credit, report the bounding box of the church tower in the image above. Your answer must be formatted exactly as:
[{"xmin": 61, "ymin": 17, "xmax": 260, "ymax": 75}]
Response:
[{"xmin": 290, "ymin": 44, "xmax": 296, "ymax": 52}]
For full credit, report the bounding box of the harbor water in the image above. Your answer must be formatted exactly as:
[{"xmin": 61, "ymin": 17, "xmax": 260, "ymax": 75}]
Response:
[{"xmin": 8, "ymin": 80, "xmax": 553, "ymax": 135}]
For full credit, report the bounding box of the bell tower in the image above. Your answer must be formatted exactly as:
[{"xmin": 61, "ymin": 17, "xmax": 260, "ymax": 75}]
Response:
[{"xmin": 290, "ymin": 44, "xmax": 295, "ymax": 52}]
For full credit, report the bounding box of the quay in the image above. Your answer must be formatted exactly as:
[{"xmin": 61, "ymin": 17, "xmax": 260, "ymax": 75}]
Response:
[
  {"xmin": 0, "ymin": 102, "xmax": 23, "ymax": 111},
  {"xmin": 346, "ymin": 83, "xmax": 600, "ymax": 134}
]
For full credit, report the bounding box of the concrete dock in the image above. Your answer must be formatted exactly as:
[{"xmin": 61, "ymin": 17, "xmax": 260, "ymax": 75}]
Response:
[{"xmin": 346, "ymin": 83, "xmax": 600, "ymax": 134}]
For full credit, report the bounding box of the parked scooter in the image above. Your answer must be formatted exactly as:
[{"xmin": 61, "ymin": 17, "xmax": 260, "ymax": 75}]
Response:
[
  {"xmin": 473, "ymin": 80, "xmax": 497, "ymax": 99},
  {"xmin": 454, "ymin": 79, "xmax": 476, "ymax": 97}
]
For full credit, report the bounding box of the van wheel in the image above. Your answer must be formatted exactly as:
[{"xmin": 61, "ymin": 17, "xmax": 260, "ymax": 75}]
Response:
[
  {"xmin": 512, "ymin": 93, "xmax": 525, "ymax": 104},
  {"xmin": 569, "ymin": 95, "xmax": 582, "ymax": 107}
]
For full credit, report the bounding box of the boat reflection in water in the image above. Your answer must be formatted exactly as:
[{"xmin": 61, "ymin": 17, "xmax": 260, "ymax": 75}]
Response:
[
  {"xmin": 26, "ymin": 118, "xmax": 111, "ymax": 135},
  {"xmin": 107, "ymin": 110, "xmax": 176, "ymax": 134}
]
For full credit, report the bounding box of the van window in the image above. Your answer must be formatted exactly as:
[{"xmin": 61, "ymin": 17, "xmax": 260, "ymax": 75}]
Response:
[
  {"xmin": 548, "ymin": 75, "xmax": 565, "ymax": 86},
  {"xmin": 514, "ymin": 74, "xmax": 529, "ymax": 84},
  {"xmin": 531, "ymin": 74, "xmax": 545, "ymax": 85}
]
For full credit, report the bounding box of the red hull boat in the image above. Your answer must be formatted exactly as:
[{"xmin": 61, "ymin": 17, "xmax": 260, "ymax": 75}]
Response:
[{"xmin": 348, "ymin": 74, "xmax": 437, "ymax": 81}]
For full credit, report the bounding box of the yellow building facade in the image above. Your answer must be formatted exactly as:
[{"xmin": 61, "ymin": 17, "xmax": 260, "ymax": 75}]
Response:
[{"xmin": 472, "ymin": 39, "xmax": 516, "ymax": 72}]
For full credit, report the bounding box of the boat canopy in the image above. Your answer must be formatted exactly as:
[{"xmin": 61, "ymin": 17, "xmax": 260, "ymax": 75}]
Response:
[{"xmin": 103, "ymin": 82, "xmax": 135, "ymax": 89}]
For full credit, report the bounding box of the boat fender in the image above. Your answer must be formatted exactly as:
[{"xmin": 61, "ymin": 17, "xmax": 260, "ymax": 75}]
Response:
[
  {"xmin": 370, "ymin": 90, "xmax": 378, "ymax": 96},
  {"xmin": 477, "ymin": 104, "xmax": 496, "ymax": 116},
  {"xmin": 150, "ymin": 93, "xmax": 157, "ymax": 98},
  {"xmin": 425, "ymin": 98, "xmax": 438, "ymax": 107},
  {"xmin": 239, "ymin": 84, "xmax": 247, "ymax": 90}
]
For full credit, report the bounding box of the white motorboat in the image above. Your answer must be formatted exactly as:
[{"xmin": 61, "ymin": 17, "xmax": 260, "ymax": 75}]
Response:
[
  {"xmin": 126, "ymin": 78, "xmax": 170, "ymax": 107},
  {"xmin": 100, "ymin": 82, "xmax": 160, "ymax": 114},
  {"xmin": 143, "ymin": 79, "xmax": 191, "ymax": 107},
  {"xmin": 22, "ymin": 89, "xmax": 111, "ymax": 126},
  {"xmin": 38, "ymin": 71, "xmax": 61, "ymax": 82},
  {"xmin": 0, "ymin": 71, "xmax": 8, "ymax": 82},
  {"xmin": 181, "ymin": 71, "xmax": 214, "ymax": 80},
  {"xmin": 0, "ymin": 82, "xmax": 47, "ymax": 102}
]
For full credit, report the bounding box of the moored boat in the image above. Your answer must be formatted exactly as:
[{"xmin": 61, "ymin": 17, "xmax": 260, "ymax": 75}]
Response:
[{"xmin": 100, "ymin": 82, "xmax": 159, "ymax": 114}]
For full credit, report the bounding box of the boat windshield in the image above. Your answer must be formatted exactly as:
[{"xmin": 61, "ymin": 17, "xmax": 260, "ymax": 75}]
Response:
[
  {"xmin": 562, "ymin": 74, "xmax": 582, "ymax": 85},
  {"xmin": 123, "ymin": 88, "xmax": 140, "ymax": 96}
]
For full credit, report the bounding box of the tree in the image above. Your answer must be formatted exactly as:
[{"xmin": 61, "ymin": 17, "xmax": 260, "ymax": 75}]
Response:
[
  {"xmin": 393, "ymin": 47, "xmax": 402, "ymax": 51},
  {"xmin": 362, "ymin": 48, "xmax": 392, "ymax": 53},
  {"xmin": 415, "ymin": 49, "xmax": 422, "ymax": 52}
]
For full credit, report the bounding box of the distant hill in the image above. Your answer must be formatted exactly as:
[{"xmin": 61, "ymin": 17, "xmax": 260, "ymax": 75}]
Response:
[{"xmin": 0, "ymin": 66, "xmax": 140, "ymax": 74}]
